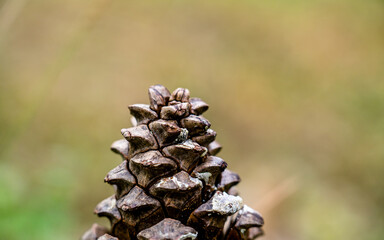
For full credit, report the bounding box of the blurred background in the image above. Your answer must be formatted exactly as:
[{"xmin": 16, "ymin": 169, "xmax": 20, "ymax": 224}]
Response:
[{"xmin": 1, "ymin": 0, "xmax": 383, "ymax": 239}]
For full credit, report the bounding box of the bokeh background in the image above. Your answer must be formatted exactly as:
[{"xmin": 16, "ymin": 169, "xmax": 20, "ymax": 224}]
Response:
[{"xmin": 1, "ymin": 0, "xmax": 383, "ymax": 239}]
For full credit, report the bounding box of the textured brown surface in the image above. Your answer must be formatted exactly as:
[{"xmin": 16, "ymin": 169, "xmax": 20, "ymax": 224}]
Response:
[
  {"xmin": 94, "ymin": 196, "xmax": 121, "ymax": 226},
  {"xmin": 98, "ymin": 234, "xmax": 120, "ymax": 240},
  {"xmin": 149, "ymin": 171, "xmax": 203, "ymax": 220},
  {"xmin": 137, "ymin": 218, "xmax": 197, "ymax": 240},
  {"xmin": 129, "ymin": 151, "xmax": 177, "ymax": 187},
  {"xmin": 82, "ymin": 224, "xmax": 109, "ymax": 240},
  {"xmin": 104, "ymin": 161, "xmax": 136, "ymax": 199},
  {"xmin": 82, "ymin": 85, "xmax": 264, "ymax": 240}
]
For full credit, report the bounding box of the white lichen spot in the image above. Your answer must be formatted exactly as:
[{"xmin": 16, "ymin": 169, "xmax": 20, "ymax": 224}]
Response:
[
  {"xmin": 155, "ymin": 178, "xmax": 167, "ymax": 188},
  {"xmin": 175, "ymin": 128, "xmax": 189, "ymax": 143},
  {"xmin": 155, "ymin": 174, "xmax": 203, "ymax": 190},
  {"xmin": 182, "ymin": 139, "xmax": 196, "ymax": 149},
  {"xmin": 211, "ymin": 191, "xmax": 243, "ymax": 215},
  {"xmin": 195, "ymin": 172, "xmax": 212, "ymax": 184},
  {"xmin": 189, "ymin": 175, "xmax": 203, "ymax": 187},
  {"xmin": 170, "ymin": 176, "xmax": 190, "ymax": 189},
  {"xmin": 178, "ymin": 232, "xmax": 198, "ymax": 240},
  {"xmin": 206, "ymin": 128, "xmax": 214, "ymax": 134}
]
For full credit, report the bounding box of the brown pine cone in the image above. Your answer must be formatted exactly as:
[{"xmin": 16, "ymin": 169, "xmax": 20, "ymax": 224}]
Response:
[{"xmin": 81, "ymin": 85, "xmax": 264, "ymax": 240}]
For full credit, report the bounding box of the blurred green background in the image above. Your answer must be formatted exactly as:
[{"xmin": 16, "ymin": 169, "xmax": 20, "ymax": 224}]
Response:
[{"xmin": 1, "ymin": 0, "xmax": 383, "ymax": 239}]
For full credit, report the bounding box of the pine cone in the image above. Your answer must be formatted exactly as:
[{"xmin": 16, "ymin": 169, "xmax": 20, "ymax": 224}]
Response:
[{"xmin": 81, "ymin": 85, "xmax": 264, "ymax": 240}]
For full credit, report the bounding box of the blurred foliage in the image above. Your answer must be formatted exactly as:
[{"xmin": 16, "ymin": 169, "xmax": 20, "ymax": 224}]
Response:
[{"xmin": 0, "ymin": 0, "xmax": 383, "ymax": 239}]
